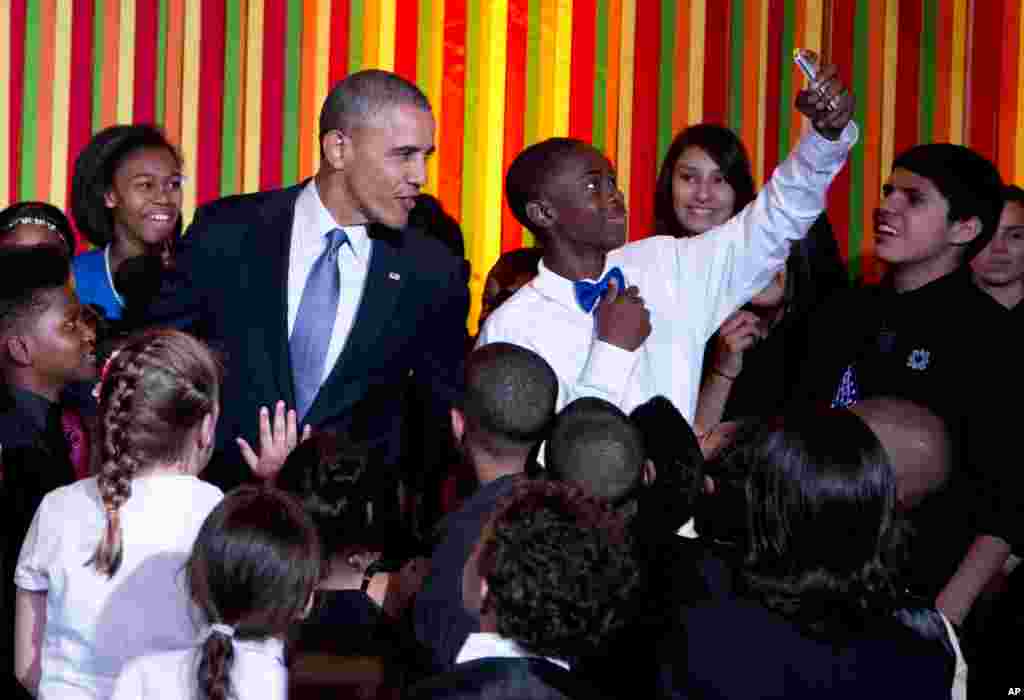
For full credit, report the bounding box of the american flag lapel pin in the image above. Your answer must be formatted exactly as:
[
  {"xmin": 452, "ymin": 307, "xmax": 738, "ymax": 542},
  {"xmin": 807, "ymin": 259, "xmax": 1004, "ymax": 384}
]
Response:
[{"xmin": 388, "ymin": 272, "xmax": 401, "ymax": 281}]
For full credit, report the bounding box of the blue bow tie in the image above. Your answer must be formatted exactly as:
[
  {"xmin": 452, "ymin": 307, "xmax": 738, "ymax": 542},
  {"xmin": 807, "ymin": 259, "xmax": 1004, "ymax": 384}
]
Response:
[{"xmin": 574, "ymin": 267, "xmax": 626, "ymax": 313}]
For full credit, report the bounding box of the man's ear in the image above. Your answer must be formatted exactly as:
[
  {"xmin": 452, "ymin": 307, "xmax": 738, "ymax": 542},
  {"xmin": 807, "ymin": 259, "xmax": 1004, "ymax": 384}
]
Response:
[
  {"xmin": 450, "ymin": 407, "xmax": 465, "ymax": 442},
  {"xmin": 321, "ymin": 129, "xmax": 349, "ymax": 171},
  {"xmin": 198, "ymin": 411, "xmax": 216, "ymax": 450},
  {"xmin": 6, "ymin": 334, "xmax": 32, "ymax": 367},
  {"xmin": 525, "ymin": 199, "xmax": 556, "ymax": 231},
  {"xmin": 950, "ymin": 216, "xmax": 982, "ymax": 247},
  {"xmin": 642, "ymin": 458, "xmax": 657, "ymax": 486},
  {"xmin": 103, "ymin": 188, "xmax": 119, "ymax": 209}
]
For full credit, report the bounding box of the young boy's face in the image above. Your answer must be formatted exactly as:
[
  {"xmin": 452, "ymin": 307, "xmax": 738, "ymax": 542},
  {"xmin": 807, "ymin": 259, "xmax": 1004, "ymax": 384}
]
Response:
[
  {"xmin": 874, "ymin": 168, "xmax": 965, "ymax": 271},
  {"xmin": 542, "ymin": 146, "xmax": 627, "ymax": 253},
  {"xmin": 23, "ymin": 285, "xmax": 98, "ymax": 387}
]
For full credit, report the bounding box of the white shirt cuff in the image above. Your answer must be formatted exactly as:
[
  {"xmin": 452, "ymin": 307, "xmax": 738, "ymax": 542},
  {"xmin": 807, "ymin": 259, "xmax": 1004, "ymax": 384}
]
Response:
[
  {"xmin": 801, "ymin": 121, "xmax": 859, "ymax": 169},
  {"xmin": 579, "ymin": 340, "xmax": 638, "ymax": 402}
]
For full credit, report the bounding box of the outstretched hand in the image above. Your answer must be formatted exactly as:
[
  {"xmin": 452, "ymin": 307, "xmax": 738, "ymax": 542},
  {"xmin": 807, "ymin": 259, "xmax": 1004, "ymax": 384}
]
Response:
[
  {"xmin": 237, "ymin": 401, "xmax": 312, "ymax": 484},
  {"xmin": 795, "ymin": 57, "xmax": 855, "ymax": 141}
]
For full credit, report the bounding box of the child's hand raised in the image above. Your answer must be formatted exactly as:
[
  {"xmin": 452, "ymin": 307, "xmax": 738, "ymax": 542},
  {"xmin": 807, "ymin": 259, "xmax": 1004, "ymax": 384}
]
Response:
[
  {"xmin": 237, "ymin": 401, "xmax": 312, "ymax": 484},
  {"xmin": 795, "ymin": 61, "xmax": 855, "ymax": 141},
  {"xmin": 595, "ymin": 278, "xmax": 651, "ymax": 352}
]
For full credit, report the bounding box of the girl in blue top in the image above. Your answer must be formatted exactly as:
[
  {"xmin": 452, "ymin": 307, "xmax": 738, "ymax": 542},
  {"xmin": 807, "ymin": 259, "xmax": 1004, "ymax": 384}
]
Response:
[{"xmin": 70, "ymin": 125, "xmax": 183, "ymax": 321}]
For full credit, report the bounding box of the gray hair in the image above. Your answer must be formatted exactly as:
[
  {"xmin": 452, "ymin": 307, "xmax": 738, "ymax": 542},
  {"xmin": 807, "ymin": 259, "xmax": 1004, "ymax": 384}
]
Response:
[{"xmin": 319, "ymin": 69, "xmax": 431, "ymax": 137}]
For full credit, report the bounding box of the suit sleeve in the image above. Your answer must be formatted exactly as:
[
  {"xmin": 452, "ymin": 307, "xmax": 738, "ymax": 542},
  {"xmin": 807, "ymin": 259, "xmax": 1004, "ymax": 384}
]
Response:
[{"xmin": 415, "ymin": 257, "xmax": 470, "ymax": 410}]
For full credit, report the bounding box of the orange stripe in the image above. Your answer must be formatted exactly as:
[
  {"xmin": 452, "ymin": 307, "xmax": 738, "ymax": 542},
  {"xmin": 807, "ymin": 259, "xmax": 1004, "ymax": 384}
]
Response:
[
  {"xmin": 933, "ymin": 0, "xmax": 953, "ymax": 145},
  {"xmin": 165, "ymin": 0, "xmax": 185, "ymax": 143},
  {"xmin": 299, "ymin": 0, "xmax": 319, "ymax": 179},
  {"xmin": 35, "ymin": 0, "xmax": 56, "ymax": 199},
  {"xmin": 100, "ymin": 0, "xmax": 120, "ymax": 128},
  {"xmin": 605, "ymin": 0, "xmax": 622, "ymax": 164},
  {"xmin": 741, "ymin": 0, "xmax": 761, "ymax": 175},
  {"xmin": 672, "ymin": 0, "xmax": 690, "ymax": 135},
  {"xmin": 790, "ymin": 0, "xmax": 807, "ymax": 146},
  {"xmin": 863, "ymin": 0, "xmax": 886, "ymax": 279}
]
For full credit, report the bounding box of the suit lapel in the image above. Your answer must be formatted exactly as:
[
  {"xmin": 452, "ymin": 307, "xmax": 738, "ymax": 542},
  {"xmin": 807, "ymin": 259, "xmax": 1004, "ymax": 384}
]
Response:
[
  {"xmin": 304, "ymin": 224, "xmax": 407, "ymax": 425},
  {"xmin": 253, "ymin": 186, "xmax": 303, "ymax": 409}
]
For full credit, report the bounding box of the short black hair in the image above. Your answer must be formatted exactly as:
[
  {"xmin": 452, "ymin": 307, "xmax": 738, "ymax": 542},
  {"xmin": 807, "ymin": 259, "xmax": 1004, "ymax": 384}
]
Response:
[
  {"xmin": 0, "ymin": 246, "xmax": 71, "ymax": 338},
  {"xmin": 70, "ymin": 124, "xmax": 182, "ymax": 246},
  {"xmin": 505, "ymin": 138, "xmax": 589, "ymax": 241},
  {"xmin": 547, "ymin": 397, "xmax": 645, "ymax": 506},
  {"xmin": 320, "ymin": 69, "xmax": 431, "ymax": 139},
  {"xmin": 0, "ymin": 201, "xmax": 76, "ymax": 255},
  {"xmin": 891, "ymin": 143, "xmax": 1004, "ymax": 262},
  {"xmin": 1004, "ymin": 184, "xmax": 1024, "ymax": 208},
  {"xmin": 462, "ymin": 343, "xmax": 558, "ymax": 458},
  {"xmin": 477, "ymin": 480, "xmax": 639, "ymax": 662}
]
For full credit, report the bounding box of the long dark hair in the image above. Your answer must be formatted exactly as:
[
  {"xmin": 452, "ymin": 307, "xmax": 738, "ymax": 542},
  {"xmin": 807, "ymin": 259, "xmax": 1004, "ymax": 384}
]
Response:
[
  {"xmin": 741, "ymin": 410, "xmax": 905, "ymax": 638},
  {"xmin": 187, "ymin": 486, "xmax": 322, "ymax": 700},
  {"xmin": 653, "ymin": 124, "xmax": 756, "ymax": 239}
]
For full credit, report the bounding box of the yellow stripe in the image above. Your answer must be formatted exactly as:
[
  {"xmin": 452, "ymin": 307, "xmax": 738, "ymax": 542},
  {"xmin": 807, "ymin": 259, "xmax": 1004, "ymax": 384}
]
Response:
[
  {"xmin": 880, "ymin": 0, "xmax": 898, "ymax": 181},
  {"xmin": 688, "ymin": 0, "xmax": 705, "ymax": 125},
  {"xmin": 537, "ymin": 0, "xmax": 556, "ymax": 138},
  {"xmin": 377, "ymin": 0, "xmax": 395, "ymax": 71},
  {"xmin": 468, "ymin": 0, "xmax": 509, "ymax": 335},
  {"xmin": 50, "ymin": 0, "xmax": 73, "ymax": 208},
  {"xmin": 755, "ymin": 0, "xmax": 768, "ymax": 186},
  {"xmin": 243, "ymin": 0, "xmax": 264, "ymax": 194},
  {"xmin": 424, "ymin": 0, "xmax": 445, "ymax": 197},
  {"xmin": 804, "ymin": 0, "xmax": 824, "ymax": 56},
  {"xmin": 617, "ymin": 0, "xmax": 635, "ymax": 228},
  {"xmin": 312, "ymin": 0, "xmax": 331, "ymax": 174},
  {"xmin": 117, "ymin": 0, "xmax": 136, "ymax": 123},
  {"xmin": 0, "ymin": 4, "xmax": 12, "ymax": 207},
  {"xmin": 180, "ymin": 0, "xmax": 201, "ymax": 219},
  {"xmin": 552, "ymin": 0, "xmax": 573, "ymax": 136},
  {"xmin": 949, "ymin": 0, "xmax": 967, "ymax": 144}
]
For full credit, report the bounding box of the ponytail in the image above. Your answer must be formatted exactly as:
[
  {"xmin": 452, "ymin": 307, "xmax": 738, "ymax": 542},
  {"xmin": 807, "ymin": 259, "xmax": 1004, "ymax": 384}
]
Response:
[{"xmin": 197, "ymin": 627, "xmax": 235, "ymax": 700}]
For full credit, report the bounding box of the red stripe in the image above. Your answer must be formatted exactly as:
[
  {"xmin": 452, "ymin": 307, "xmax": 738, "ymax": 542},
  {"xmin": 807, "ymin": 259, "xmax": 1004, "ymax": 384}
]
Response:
[
  {"xmin": 260, "ymin": 0, "xmax": 287, "ymax": 190},
  {"xmin": 702, "ymin": 0, "xmax": 731, "ymax": 125},
  {"xmin": 968, "ymin": 0, "xmax": 1004, "ymax": 163},
  {"xmin": 329, "ymin": 0, "xmax": 349, "ymax": 87},
  {"xmin": 893, "ymin": 0, "xmax": 921, "ymax": 157},
  {"xmin": 438, "ymin": 0, "xmax": 466, "ymax": 218},
  {"xmin": 762, "ymin": 0, "xmax": 784, "ymax": 177},
  {"xmin": 132, "ymin": 0, "xmax": 159, "ymax": 123},
  {"xmin": 568, "ymin": 0, "xmax": 596, "ymax": 141},
  {"xmin": 67, "ymin": 0, "xmax": 95, "ymax": 250},
  {"xmin": 827, "ymin": 0, "xmax": 856, "ymax": 262},
  {"xmin": 196, "ymin": 0, "xmax": 225, "ymax": 206},
  {"xmin": 9, "ymin": 0, "xmax": 27, "ymax": 202},
  {"xmin": 501, "ymin": 0, "xmax": 528, "ymax": 252},
  {"xmin": 628, "ymin": 0, "xmax": 661, "ymax": 240},
  {"xmin": 394, "ymin": 0, "xmax": 418, "ymax": 82}
]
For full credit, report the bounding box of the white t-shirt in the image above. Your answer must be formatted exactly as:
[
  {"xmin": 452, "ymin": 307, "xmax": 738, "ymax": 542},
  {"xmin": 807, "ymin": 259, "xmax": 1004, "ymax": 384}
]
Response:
[
  {"xmin": 110, "ymin": 638, "xmax": 287, "ymax": 700},
  {"xmin": 15, "ymin": 474, "xmax": 223, "ymax": 700}
]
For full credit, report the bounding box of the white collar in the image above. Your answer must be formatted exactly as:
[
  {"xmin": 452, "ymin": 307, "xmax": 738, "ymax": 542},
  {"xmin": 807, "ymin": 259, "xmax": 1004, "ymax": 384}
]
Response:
[
  {"xmin": 455, "ymin": 632, "xmax": 570, "ymax": 670},
  {"xmin": 296, "ymin": 179, "xmax": 371, "ymax": 260},
  {"xmin": 103, "ymin": 245, "xmax": 125, "ymax": 308}
]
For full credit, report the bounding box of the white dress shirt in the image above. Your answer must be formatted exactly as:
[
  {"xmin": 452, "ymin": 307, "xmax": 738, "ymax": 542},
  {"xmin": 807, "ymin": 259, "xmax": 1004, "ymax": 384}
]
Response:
[
  {"xmin": 477, "ymin": 123, "xmax": 858, "ymax": 422},
  {"xmin": 110, "ymin": 638, "xmax": 286, "ymax": 700},
  {"xmin": 288, "ymin": 180, "xmax": 372, "ymax": 385},
  {"xmin": 455, "ymin": 632, "xmax": 570, "ymax": 670}
]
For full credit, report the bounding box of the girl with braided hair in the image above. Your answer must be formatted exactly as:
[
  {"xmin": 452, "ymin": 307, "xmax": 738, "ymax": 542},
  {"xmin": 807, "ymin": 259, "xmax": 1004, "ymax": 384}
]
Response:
[
  {"xmin": 111, "ymin": 486, "xmax": 321, "ymax": 700},
  {"xmin": 14, "ymin": 329, "xmax": 223, "ymax": 699}
]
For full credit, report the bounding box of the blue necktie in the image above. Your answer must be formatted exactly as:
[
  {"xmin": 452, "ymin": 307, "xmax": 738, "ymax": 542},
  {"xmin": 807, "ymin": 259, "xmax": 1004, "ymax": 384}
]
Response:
[
  {"xmin": 574, "ymin": 267, "xmax": 626, "ymax": 313},
  {"xmin": 290, "ymin": 228, "xmax": 348, "ymax": 420},
  {"xmin": 831, "ymin": 363, "xmax": 860, "ymax": 408}
]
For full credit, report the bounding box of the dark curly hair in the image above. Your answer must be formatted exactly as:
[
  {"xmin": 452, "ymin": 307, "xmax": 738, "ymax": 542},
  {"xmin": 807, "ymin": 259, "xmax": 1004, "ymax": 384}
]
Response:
[
  {"xmin": 187, "ymin": 485, "xmax": 321, "ymax": 700},
  {"xmin": 70, "ymin": 124, "xmax": 182, "ymax": 246},
  {"xmin": 0, "ymin": 200, "xmax": 76, "ymax": 254},
  {"xmin": 653, "ymin": 123, "xmax": 756, "ymax": 238},
  {"xmin": 86, "ymin": 329, "xmax": 221, "ymax": 577},
  {"xmin": 476, "ymin": 480, "xmax": 640, "ymax": 662},
  {"xmin": 741, "ymin": 409, "xmax": 906, "ymax": 638}
]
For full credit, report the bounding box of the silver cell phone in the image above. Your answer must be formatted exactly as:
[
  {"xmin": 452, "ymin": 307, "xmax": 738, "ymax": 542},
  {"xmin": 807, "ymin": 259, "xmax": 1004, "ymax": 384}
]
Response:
[{"xmin": 793, "ymin": 49, "xmax": 818, "ymax": 82}]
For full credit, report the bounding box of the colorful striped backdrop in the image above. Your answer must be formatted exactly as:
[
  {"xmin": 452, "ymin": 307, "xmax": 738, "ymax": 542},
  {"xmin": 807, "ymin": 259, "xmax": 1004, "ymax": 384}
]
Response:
[{"xmin": 3, "ymin": 0, "xmax": 1024, "ymax": 328}]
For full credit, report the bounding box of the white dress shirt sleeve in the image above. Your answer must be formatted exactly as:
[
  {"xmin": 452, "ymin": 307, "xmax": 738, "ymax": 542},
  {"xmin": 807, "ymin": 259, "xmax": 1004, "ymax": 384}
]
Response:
[{"xmin": 671, "ymin": 122, "xmax": 859, "ymax": 343}]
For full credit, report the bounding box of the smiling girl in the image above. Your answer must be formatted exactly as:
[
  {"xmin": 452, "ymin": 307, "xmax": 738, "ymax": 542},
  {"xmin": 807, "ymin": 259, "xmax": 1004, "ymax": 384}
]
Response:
[{"xmin": 70, "ymin": 125, "xmax": 183, "ymax": 321}]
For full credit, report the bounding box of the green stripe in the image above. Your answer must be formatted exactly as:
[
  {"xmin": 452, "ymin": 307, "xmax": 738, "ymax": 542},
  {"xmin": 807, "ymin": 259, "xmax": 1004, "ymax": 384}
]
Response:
[
  {"xmin": 656, "ymin": 0, "xmax": 676, "ymax": 167},
  {"xmin": 777, "ymin": 0, "xmax": 795, "ymax": 156},
  {"xmin": 849, "ymin": 0, "xmax": 870, "ymax": 282},
  {"xmin": 221, "ymin": 0, "xmax": 242, "ymax": 195},
  {"xmin": 522, "ymin": 0, "xmax": 543, "ymax": 248},
  {"xmin": 416, "ymin": 0, "xmax": 433, "ymax": 98},
  {"xmin": 282, "ymin": 0, "xmax": 302, "ymax": 185},
  {"xmin": 20, "ymin": 0, "xmax": 42, "ymax": 199},
  {"xmin": 348, "ymin": 0, "xmax": 365, "ymax": 72},
  {"xmin": 592, "ymin": 0, "xmax": 609, "ymax": 153},
  {"xmin": 155, "ymin": 0, "xmax": 168, "ymax": 123},
  {"xmin": 92, "ymin": 0, "xmax": 105, "ymax": 133},
  {"xmin": 919, "ymin": 0, "xmax": 936, "ymax": 145},
  {"xmin": 462, "ymin": 0, "xmax": 481, "ymax": 240},
  {"xmin": 728, "ymin": 1, "xmax": 745, "ymax": 132}
]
